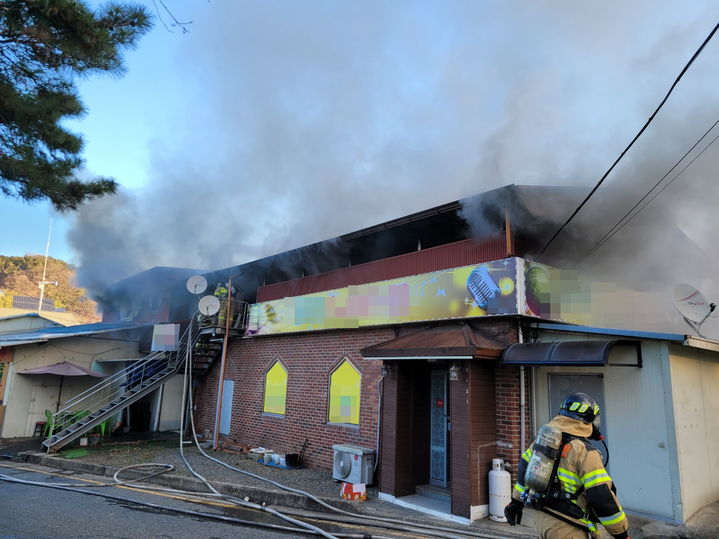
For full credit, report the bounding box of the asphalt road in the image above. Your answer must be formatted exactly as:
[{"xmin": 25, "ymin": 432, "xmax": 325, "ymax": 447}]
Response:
[{"xmin": 0, "ymin": 462, "xmax": 361, "ymax": 539}]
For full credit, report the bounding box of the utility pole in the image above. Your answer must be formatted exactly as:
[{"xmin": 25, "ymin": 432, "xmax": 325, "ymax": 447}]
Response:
[{"xmin": 38, "ymin": 218, "xmax": 57, "ymax": 313}]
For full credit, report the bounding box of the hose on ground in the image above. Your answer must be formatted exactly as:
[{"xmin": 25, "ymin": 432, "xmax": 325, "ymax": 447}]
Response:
[{"xmin": 0, "ymin": 471, "xmax": 391, "ymax": 539}]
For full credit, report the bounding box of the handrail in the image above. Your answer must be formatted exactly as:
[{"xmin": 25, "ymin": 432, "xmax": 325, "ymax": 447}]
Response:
[
  {"xmin": 61, "ymin": 350, "xmax": 166, "ymax": 408},
  {"xmin": 49, "ymin": 323, "xmax": 200, "ymax": 438}
]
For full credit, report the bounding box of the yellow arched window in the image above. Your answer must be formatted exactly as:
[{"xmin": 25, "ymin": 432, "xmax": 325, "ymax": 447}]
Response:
[
  {"xmin": 328, "ymin": 359, "xmax": 361, "ymax": 425},
  {"xmin": 263, "ymin": 361, "xmax": 288, "ymax": 415}
]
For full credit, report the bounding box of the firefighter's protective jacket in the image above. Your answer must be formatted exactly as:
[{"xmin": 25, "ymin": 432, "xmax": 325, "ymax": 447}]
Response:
[{"xmin": 512, "ymin": 415, "xmax": 629, "ymax": 537}]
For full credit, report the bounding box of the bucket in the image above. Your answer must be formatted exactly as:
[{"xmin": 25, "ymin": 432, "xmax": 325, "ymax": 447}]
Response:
[
  {"xmin": 272, "ymin": 453, "xmax": 280, "ymax": 465},
  {"xmin": 285, "ymin": 453, "xmax": 299, "ymax": 467},
  {"xmin": 263, "ymin": 451, "xmax": 274, "ymax": 464},
  {"xmin": 279, "ymin": 456, "xmax": 286, "ymax": 467}
]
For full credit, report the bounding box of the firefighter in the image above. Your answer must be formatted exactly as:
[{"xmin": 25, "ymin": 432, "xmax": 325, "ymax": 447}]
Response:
[
  {"xmin": 504, "ymin": 392, "xmax": 630, "ymax": 539},
  {"xmin": 214, "ymin": 281, "xmax": 234, "ymax": 327}
]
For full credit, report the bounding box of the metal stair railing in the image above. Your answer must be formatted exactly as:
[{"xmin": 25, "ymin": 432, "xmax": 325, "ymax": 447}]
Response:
[{"xmin": 45, "ymin": 323, "xmax": 200, "ymax": 447}]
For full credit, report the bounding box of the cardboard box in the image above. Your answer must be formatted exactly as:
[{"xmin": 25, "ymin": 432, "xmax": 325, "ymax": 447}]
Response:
[{"xmin": 340, "ymin": 482, "xmax": 366, "ymax": 501}]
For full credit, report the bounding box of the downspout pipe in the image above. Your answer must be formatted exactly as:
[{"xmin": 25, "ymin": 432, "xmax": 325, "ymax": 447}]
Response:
[
  {"xmin": 518, "ymin": 319, "xmax": 526, "ymax": 451},
  {"xmin": 213, "ymin": 274, "xmax": 240, "ymax": 450},
  {"xmin": 374, "ymin": 364, "xmax": 388, "ymax": 473}
]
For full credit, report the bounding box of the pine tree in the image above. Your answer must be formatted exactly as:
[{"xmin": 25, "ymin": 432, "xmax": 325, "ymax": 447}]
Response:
[{"xmin": 0, "ymin": 0, "xmax": 151, "ymax": 210}]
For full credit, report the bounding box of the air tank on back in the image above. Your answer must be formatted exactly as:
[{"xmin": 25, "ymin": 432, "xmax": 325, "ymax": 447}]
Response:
[{"xmin": 524, "ymin": 424, "xmax": 563, "ymax": 498}]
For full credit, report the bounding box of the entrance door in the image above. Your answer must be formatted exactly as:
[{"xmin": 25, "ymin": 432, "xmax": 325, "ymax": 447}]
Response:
[{"xmin": 430, "ymin": 370, "xmax": 449, "ymax": 487}]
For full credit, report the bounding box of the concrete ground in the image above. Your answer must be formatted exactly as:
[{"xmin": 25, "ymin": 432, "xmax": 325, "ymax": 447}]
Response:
[{"xmin": 2, "ymin": 433, "xmax": 717, "ymax": 539}]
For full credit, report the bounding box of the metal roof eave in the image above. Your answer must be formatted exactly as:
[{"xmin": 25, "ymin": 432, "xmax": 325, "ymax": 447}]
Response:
[
  {"xmin": 682, "ymin": 336, "xmax": 719, "ymax": 353},
  {"xmin": 0, "ymin": 322, "xmax": 150, "ymax": 348},
  {"xmin": 529, "ymin": 321, "xmax": 685, "ymax": 342}
]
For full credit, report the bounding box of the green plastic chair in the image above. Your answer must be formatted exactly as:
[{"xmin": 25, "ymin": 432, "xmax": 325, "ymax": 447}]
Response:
[{"xmin": 43, "ymin": 409, "xmax": 55, "ymax": 437}]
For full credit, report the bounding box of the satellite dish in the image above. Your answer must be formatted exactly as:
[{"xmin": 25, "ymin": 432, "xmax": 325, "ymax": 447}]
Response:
[
  {"xmin": 186, "ymin": 275, "xmax": 208, "ymax": 295},
  {"xmin": 673, "ymin": 283, "xmax": 716, "ymax": 338},
  {"xmin": 198, "ymin": 295, "xmax": 220, "ymax": 316}
]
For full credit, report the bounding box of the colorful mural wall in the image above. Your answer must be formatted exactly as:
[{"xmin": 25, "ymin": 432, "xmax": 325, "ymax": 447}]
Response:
[
  {"xmin": 247, "ymin": 258, "xmax": 520, "ymax": 335},
  {"xmin": 247, "ymin": 257, "xmax": 671, "ymax": 335}
]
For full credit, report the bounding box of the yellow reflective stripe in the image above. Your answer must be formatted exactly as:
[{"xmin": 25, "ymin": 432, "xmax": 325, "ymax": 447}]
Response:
[
  {"xmin": 514, "ymin": 483, "xmax": 526, "ymax": 493},
  {"xmin": 580, "ymin": 518, "xmax": 597, "ymax": 532},
  {"xmin": 557, "ymin": 476, "xmax": 578, "ymax": 493},
  {"xmin": 522, "ymin": 449, "xmax": 532, "ymax": 462},
  {"xmin": 558, "ymin": 467, "xmax": 580, "ymax": 483},
  {"xmin": 584, "ymin": 474, "xmax": 611, "ymax": 488},
  {"xmin": 599, "ymin": 511, "xmax": 626, "ymax": 526},
  {"xmin": 581, "ymin": 469, "xmax": 607, "ymax": 481},
  {"xmin": 582, "ymin": 469, "xmax": 611, "ymax": 488}
]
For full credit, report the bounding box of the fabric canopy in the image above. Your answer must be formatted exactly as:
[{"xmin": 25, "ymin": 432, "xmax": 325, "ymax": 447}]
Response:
[{"xmin": 19, "ymin": 361, "xmax": 107, "ymax": 377}]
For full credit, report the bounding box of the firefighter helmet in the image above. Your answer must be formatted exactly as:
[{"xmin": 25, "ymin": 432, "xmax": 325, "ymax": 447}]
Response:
[{"xmin": 558, "ymin": 392, "xmax": 600, "ymax": 424}]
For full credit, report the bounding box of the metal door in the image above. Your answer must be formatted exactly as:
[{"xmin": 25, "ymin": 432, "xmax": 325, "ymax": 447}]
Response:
[
  {"xmin": 430, "ymin": 370, "xmax": 448, "ymax": 487},
  {"xmin": 548, "ymin": 373, "xmax": 608, "ymax": 466}
]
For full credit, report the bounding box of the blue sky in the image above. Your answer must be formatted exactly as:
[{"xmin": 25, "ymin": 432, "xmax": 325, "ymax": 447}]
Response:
[{"xmin": 2, "ymin": 1, "xmax": 719, "ymax": 308}]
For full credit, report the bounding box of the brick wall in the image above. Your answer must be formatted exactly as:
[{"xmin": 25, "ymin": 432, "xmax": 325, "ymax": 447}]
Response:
[
  {"xmin": 194, "ymin": 327, "xmax": 394, "ymax": 471},
  {"xmin": 192, "ymin": 318, "xmax": 530, "ymax": 517},
  {"xmin": 495, "ymin": 364, "xmax": 532, "ymax": 483}
]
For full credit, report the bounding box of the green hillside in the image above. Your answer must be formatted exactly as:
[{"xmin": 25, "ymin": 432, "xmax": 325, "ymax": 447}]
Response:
[{"xmin": 0, "ymin": 255, "xmax": 99, "ymax": 319}]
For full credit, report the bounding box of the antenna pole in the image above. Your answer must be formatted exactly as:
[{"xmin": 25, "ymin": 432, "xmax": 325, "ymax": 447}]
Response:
[{"xmin": 38, "ymin": 218, "xmax": 54, "ymax": 313}]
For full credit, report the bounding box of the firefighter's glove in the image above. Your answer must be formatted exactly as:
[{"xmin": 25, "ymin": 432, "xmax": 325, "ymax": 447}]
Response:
[
  {"xmin": 611, "ymin": 533, "xmax": 629, "ymax": 539},
  {"xmin": 504, "ymin": 499, "xmax": 523, "ymax": 526}
]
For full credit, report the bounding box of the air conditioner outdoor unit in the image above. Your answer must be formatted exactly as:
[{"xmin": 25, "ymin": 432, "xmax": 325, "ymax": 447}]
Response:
[{"xmin": 332, "ymin": 444, "xmax": 375, "ymax": 485}]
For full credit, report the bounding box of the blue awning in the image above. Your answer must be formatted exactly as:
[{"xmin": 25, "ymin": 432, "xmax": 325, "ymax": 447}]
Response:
[{"xmin": 502, "ymin": 340, "xmax": 642, "ymax": 367}]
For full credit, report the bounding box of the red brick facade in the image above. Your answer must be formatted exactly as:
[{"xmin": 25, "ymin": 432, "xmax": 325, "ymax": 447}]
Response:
[
  {"xmin": 495, "ymin": 364, "xmax": 533, "ymax": 484},
  {"xmin": 193, "ymin": 320, "xmax": 531, "ymax": 518},
  {"xmin": 194, "ymin": 327, "xmax": 395, "ymax": 470}
]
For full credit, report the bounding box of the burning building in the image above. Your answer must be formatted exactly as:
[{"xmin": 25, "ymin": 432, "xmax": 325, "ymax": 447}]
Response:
[{"xmin": 82, "ymin": 184, "xmax": 719, "ymax": 523}]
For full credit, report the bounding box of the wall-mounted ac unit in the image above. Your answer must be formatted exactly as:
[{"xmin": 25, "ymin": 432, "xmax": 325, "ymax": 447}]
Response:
[{"xmin": 332, "ymin": 444, "xmax": 375, "ymax": 485}]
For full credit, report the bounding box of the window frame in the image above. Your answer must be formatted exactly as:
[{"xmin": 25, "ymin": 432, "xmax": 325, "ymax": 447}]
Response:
[
  {"xmin": 262, "ymin": 358, "xmax": 289, "ymax": 417},
  {"xmin": 326, "ymin": 357, "xmax": 362, "ymax": 427}
]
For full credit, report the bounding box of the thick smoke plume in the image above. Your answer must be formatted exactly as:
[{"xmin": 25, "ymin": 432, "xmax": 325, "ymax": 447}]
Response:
[{"xmin": 67, "ymin": 1, "xmax": 719, "ymax": 334}]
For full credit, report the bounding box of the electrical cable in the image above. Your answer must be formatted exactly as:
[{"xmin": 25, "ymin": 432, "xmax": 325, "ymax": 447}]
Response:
[
  {"xmin": 577, "ymin": 122, "xmax": 719, "ymax": 264},
  {"xmin": 540, "ymin": 20, "xmax": 719, "ymax": 256},
  {"xmin": 2, "ymin": 322, "xmax": 516, "ymax": 539}
]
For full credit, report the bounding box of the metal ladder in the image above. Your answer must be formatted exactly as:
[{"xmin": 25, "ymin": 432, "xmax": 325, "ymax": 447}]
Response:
[{"xmin": 43, "ymin": 323, "xmax": 199, "ymax": 452}]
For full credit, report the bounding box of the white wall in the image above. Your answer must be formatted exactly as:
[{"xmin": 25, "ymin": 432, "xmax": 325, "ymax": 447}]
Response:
[
  {"xmin": 533, "ymin": 334, "xmax": 680, "ymax": 521},
  {"xmin": 1, "ymin": 334, "xmax": 142, "ymax": 438},
  {"xmin": 668, "ymin": 344, "xmax": 719, "ymax": 521}
]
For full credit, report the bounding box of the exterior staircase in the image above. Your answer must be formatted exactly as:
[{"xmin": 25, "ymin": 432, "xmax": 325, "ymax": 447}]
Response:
[
  {"xmin": 43, "ymin": 300, "xmax": 249, "ymax": 452},
  {"xmin": 42, "ymin": 324, "xmax": 196, "ymax": 452},
  {"xmin": 192, "ymin": 299, "xmax": 248, "ymax": 376}
]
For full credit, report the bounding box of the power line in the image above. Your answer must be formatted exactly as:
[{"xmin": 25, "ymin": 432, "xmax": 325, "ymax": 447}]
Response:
[
  {"xmin": 540, "ymin": 20, "xmax": 719, "ymax": 256},
  {"xmin": 577, "ymin": 120, "xmax": 719, "ymax": 265}
]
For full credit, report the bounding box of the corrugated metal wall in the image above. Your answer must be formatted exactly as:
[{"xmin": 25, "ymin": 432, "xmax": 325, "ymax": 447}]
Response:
[{"xmin": 257, "ymin": 236, "xmax": 508, "ymax": 301}]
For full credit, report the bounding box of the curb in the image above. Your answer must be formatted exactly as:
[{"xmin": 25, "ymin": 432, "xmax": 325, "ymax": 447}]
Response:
[{"xmin": 15, "ymin": 451, "xmax": 375, "ymax": 514}]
